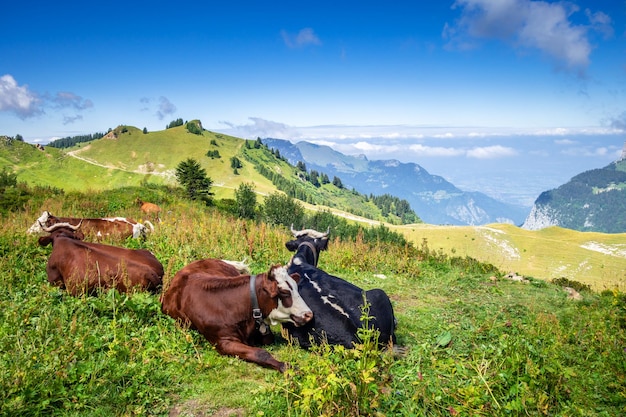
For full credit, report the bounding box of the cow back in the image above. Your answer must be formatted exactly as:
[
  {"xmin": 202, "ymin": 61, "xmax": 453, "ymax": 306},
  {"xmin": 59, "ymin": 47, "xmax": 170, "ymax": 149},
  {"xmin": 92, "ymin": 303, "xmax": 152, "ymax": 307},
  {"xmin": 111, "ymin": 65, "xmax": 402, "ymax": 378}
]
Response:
[
  {"xmin": 45, "ymin": 236, "xmax": 163, "ymax": 295},
  {"xmin": 161, "ymin": 272, "xmax": 257, "ymax": 339},
  {"xmin": 285, "ymin": 262, "xmax": 396, "ymax": 348}
]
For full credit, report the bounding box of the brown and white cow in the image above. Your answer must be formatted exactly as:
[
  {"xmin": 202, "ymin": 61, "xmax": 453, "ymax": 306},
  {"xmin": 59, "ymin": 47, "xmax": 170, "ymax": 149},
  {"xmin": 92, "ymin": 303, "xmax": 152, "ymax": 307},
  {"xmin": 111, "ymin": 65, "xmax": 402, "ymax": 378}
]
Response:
[
  {"xmin": 38, "ymin": 222, "xmax": 164, "ymax": 295},
  {"xmin": 161, "ymin": 259, "xmax": 313, "ymax": 372},
  {"xmin": 27, "ymin": 211, "xmax": 154, "ymax": 240}
]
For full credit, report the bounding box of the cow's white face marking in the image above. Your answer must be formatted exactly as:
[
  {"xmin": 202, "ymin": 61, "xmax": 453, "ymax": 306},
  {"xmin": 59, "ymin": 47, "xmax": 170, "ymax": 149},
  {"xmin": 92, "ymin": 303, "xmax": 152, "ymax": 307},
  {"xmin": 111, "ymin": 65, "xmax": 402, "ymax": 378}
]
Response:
[
  {"xmin": 304, "ymin": 273, "xmax": 350, "ymax": 318},
  {"xmin": 267, "ymin": 267, "xmax": 312, "ymax": 325},
  {"xmin": 27, "ymin": 211, "xmax": 50, "ymax": 234}
]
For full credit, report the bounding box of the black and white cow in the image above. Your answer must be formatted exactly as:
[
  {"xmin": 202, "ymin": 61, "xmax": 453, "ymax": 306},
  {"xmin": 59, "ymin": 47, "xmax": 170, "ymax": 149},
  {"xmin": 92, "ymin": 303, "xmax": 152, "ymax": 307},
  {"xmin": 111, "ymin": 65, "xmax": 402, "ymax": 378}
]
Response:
[{"xmin": 282, "ymin": 226, "xmax": 398, "ymax": 349}]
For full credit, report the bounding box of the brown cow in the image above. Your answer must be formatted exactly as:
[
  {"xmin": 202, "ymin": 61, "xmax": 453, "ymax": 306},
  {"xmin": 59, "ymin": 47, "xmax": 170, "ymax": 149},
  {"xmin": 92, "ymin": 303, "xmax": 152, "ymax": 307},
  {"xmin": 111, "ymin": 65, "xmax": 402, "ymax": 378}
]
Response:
[
  {"xmin": 27, "ymin": 211, "xmax": 154, "ymax": 240},
  {"xmin": 161, "ymin": 259, "xmax": 313, "ymax": 372},
  {"xmin": 38, "ymin": 222, "xmax": 164, "ymax": 295},
  {"xmin": 136, "ymin": 198, "xmax": 161, "ymax": 221}
]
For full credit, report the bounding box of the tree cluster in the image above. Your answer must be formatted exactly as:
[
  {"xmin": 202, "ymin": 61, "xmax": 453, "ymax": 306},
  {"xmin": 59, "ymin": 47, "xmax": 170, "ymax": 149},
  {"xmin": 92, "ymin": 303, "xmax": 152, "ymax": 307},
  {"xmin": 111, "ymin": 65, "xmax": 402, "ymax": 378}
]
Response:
[
  {"xmin": 0, "ymin": 168, "xmax": 31, "ymax": 215},
  {"xmin": 167, "ymin": 118, "xmax": 184, "ymax": 129},
  {"xmin": 186, "ymin": 121, "xmax": 202, "ymax": 135},
  {"xmin": 369, "ymin": 193, "xmax": 420, "ymax": 224},
  {"xmin": 48, "ymin": 132, "xmax": 106, "ymax": 148}
]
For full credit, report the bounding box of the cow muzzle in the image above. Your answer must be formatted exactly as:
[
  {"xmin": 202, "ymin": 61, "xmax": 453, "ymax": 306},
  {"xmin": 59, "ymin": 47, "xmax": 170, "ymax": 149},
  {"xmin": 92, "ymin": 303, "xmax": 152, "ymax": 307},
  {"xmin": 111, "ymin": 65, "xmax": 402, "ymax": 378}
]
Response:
[{"xmin": 290, "ymin": 310, "xmax": 313, "ymax": 327}]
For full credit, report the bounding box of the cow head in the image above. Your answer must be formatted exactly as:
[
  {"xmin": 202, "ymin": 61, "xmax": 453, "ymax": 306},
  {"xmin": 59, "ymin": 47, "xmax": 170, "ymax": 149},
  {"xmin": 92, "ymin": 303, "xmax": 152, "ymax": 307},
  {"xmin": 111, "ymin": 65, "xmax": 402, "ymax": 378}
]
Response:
[
  {"xmin": 263, "ymin": 265, "xmax": 312, "ymax": 327},
  {"xmin": 285, "ymin": 225, "xmax": 330, "ymax": 267},
  {"xmin": 37, "ymin": 221, "xmax": 84, "ymax": 246},
  {"xmin": 27, "ymin": 211, "xmax": 53, "ymax": 234}
]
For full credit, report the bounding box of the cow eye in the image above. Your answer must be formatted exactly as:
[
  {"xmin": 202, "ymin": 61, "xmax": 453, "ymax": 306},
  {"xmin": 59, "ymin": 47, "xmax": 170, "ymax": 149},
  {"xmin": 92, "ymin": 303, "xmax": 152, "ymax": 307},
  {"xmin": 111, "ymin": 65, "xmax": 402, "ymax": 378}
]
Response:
[{"xmin": 279, "ymin": 289, "xmax": 292, "ymax": 300}]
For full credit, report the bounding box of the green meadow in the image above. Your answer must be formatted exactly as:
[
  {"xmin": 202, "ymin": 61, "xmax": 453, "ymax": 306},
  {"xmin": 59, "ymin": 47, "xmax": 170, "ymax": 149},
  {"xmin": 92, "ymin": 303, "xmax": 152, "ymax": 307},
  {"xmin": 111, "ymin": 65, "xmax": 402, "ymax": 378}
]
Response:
[
  {"xmin": 0, "ymin": 187, "xmax": 624, "ymax": 416},
  {"xmin": 0, "ymin": 129, "xmax": 625, "ymax": 415}
]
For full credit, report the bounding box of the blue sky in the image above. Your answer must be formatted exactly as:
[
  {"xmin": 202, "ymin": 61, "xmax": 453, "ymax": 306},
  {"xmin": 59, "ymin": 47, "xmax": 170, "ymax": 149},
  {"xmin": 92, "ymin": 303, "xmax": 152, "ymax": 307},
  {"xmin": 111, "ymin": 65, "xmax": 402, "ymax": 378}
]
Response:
[{"xmin": 1, "ymin": 0, "xmax": 625, "ymax": 207}]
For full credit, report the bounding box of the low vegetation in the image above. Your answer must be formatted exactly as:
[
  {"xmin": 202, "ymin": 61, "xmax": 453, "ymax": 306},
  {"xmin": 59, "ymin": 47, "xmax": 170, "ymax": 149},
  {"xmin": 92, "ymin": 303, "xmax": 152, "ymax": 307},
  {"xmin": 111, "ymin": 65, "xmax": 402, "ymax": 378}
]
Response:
[{"xmin": 1, "ymin": 184, "xmax": 625, "ymax": 416}]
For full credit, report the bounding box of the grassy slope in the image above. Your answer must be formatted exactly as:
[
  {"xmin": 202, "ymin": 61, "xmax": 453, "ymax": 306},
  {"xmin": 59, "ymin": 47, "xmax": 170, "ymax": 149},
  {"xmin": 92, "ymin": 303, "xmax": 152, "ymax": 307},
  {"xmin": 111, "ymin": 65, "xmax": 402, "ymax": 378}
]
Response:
[
  {"xmin": 397, "ymin": 223, "xmax": 626, "ymax": 291},
  {"xmin": 64, "ymin": 127, "xmax": 278, "ymax": 199}
]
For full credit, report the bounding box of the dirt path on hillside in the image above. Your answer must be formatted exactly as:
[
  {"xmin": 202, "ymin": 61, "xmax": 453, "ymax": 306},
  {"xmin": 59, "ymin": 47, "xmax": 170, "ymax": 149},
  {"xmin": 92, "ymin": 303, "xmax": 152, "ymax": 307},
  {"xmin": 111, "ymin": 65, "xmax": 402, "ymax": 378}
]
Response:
[{"xmin": 66, "ymin": 147, "xmax": 177, "ymax": 181}]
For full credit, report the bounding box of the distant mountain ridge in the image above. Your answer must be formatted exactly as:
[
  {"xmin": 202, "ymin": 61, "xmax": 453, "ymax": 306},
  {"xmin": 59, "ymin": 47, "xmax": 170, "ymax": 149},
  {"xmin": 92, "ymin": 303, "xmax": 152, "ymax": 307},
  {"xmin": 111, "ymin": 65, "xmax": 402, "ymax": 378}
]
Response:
[
  {"xmin": 263, "ymin": 138, "xmax": 529, "ymax": 226},
  {"xmin": 522, "ymin": 156, "xmax": 626, "ymax": 233}
]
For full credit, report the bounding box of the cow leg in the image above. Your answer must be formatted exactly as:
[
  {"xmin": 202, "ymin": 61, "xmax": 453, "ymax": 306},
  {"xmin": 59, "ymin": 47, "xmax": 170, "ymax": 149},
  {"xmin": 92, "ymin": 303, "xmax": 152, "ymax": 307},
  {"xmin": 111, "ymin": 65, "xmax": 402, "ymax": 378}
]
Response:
[
  {"xmin": 215, "ymin": 338, "xmax": 286, "ymax": 372},
  {"xmin": 46, "ymin": 265, "xmax": 65, "ymax": 288}
]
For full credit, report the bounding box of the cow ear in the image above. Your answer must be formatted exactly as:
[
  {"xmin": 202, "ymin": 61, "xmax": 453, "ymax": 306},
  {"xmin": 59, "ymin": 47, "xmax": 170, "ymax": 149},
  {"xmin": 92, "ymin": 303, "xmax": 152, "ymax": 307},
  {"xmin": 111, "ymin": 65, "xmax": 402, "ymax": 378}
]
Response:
[
  {"xmin": 285, "ymin": 240, "xmax": 298, "ymax": 251},
  {"xmin": 38, "ymin": 236, "xmax": 53, "ymax": 247},
  {"xmin": 265, "ymin": 267, "xmax": 280, "ymax": 297},
  {"xmin": 289, "ymin": 272, "xmax": 301, "ymax": 283},
  {"xmin": 263, "ymin": 276, "xmax": 279, "ymax": 298}
]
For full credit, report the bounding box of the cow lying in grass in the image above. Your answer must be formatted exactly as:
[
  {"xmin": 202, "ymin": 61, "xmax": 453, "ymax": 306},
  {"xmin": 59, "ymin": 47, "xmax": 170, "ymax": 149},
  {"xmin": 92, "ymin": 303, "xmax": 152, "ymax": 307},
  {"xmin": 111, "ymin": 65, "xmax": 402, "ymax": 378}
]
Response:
[
  {"xmin": 38, "ymin": 222, "xmax": 164, "ymax": 295},
  {"xmin": 28, "ymin": 211, "xmax": 154, "ymax": 240},
  {"xmin": 283, "ymin": 226, "xmax": 398, "ymax": 349},
  {"xmin": 161, "ymin": 259, "xmax": 313, "ymax": 372}
]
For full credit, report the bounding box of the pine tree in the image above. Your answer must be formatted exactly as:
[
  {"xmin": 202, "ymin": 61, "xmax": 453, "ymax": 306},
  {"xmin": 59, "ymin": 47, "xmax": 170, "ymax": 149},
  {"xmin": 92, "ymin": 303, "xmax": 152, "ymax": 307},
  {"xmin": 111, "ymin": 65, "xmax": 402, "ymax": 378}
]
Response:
[{"xmin": 175, "ymin": 158, "xmax": 213, "ymax": 204}]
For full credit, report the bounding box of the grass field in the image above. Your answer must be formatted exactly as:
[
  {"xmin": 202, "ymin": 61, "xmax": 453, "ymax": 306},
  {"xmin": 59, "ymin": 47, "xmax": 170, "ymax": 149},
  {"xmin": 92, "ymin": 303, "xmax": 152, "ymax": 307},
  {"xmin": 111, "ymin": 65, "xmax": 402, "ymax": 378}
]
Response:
[
  {"xmin": 396, "ymin": 222, "xmax": 626, "ymax": 292},
  {"xmin": 1, "ymin": 186, "xmax": 625, "ymax": 416}
]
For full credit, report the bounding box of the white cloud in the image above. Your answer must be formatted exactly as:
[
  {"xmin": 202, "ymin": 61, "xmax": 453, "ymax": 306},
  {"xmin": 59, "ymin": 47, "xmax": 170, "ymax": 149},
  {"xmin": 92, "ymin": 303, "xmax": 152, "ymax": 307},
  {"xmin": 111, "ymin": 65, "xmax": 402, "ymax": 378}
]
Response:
[
  {"xmin": 466, "ymin": 145, "xmax": 517, "ymax": 159},
  {"xmin": 353, "ymin": 141, "xmax": 401, "ymax": 153},
  {"xmin": 214, "ymin": 117, "xmax": 620, "ymax": 144},
  {"xmin": 408, "ymin": 143, "xmax": 465, "ymax": 157},
  {"xmin": 0, "ymin": 74, "xmax": 43, "ymax": 119},
  {"xmin": 554, "ymin": 138, "xmax": 576, "ymax": 145},
  {"xmin": 51, "ymin": 91, "xmax": 93, "ymax": 110},
  {"xmin": 219, "ymin": 117, "xmax": 297, "ymax": 139},
  {"xmin": 156, "ymin": 96, "xmax": 177, "ymax": 120},
  {"xmin": 560, "ymin": 145, "xmax": 620, "ymax": 157},
  {"xmin": 281, "ymin": 28, "xmax": 322, "ymax": 48},
  {"xmin": 445, "ymin": 0, "xmax": 613, "ymax": 72},
  {"xmin": 0, "ymin": 74, "xmax": 96, "ymax": 124}
]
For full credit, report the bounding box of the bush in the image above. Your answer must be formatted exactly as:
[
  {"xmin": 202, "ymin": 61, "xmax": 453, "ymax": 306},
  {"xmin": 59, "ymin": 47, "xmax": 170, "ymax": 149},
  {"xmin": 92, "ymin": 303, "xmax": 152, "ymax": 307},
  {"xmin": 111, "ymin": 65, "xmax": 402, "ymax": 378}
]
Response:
[{"xmin": 261, "ymin": 192, "xmax": 304, "ymax": 227}]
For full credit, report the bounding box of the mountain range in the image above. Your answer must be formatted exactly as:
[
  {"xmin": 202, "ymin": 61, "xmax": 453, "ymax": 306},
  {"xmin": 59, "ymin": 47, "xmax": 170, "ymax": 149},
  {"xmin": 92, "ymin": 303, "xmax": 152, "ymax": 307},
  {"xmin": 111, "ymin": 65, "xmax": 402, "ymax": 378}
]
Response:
[{"xmin": 262, "ymin": 138, "xmax": 529, "ymax": 226}]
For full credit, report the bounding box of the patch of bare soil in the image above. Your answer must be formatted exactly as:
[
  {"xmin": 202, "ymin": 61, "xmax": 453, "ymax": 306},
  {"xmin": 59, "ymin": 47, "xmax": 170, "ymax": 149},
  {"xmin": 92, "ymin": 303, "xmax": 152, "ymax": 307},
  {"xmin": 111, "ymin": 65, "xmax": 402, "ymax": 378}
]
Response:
[{"xmin": 168, "ymin": 399, "xmax": 245, "ymax": 417}]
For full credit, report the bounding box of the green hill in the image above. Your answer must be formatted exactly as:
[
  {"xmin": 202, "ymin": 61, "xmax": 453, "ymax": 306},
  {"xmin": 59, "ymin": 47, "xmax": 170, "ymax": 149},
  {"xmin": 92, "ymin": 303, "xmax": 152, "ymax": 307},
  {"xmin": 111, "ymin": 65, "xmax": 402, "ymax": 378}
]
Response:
[
  {"xmin": 523, "ymin": 159, "xmax": 626, "ymax": 233},
  {"xmin": 396, "ymin": 222, "xmax": 626, "ymax": 291},
  {"xmin": 2, "ymin": 126, "xmax": 411, "ymax": 224}
]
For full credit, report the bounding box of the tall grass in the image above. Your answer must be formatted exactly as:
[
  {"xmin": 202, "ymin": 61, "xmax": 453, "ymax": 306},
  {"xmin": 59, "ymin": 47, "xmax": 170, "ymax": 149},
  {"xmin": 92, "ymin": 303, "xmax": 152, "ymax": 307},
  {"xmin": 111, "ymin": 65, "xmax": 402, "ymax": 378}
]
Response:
[{"xmin": 1, "ymin": 187, "xmax": 625, "ymax": 416}]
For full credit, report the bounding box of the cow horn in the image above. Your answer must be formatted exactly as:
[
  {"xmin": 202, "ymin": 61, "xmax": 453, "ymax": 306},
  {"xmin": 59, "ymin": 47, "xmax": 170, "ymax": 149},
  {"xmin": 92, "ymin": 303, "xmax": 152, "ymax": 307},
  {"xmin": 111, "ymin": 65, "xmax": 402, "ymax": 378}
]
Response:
[
  {"xmin": 40, "ymin": 219, "xmax": 82, "ymax": 232},
  {"xmin": 290, "ymin": 224, "xmax": 330, "ymax": 239}
]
